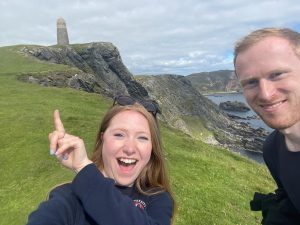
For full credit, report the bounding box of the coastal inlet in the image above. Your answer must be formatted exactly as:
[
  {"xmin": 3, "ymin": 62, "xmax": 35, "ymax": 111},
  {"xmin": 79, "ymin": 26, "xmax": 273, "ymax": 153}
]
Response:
[
  {"xmin": 205, "ymin": 92, "xmax": 273, "ymax": 132},
  {"xmin": 205, "ymin": 92, "xmax": 273, "ymax": 163}
]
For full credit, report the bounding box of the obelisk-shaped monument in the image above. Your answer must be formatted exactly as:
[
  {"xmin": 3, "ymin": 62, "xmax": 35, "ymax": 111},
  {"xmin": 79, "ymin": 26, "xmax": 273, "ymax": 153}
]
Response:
[{"xmin": 57, "ymin": 17, "xmax": 69, "ymax": 45}]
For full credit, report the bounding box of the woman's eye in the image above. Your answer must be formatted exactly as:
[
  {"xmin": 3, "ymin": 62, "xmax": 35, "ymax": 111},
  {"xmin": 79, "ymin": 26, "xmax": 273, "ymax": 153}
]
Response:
[
  {"xmin": 138, "ymin": 136, "xmax": 149, "ymax": 141},
  {"xmin": 114, "ymin": 133, "xmax": 124, "ymax": 138}
]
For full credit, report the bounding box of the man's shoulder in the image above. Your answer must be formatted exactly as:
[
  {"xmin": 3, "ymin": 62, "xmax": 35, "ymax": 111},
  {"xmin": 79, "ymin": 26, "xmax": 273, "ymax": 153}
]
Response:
[
  {"xmin": 263, "ymin": 130, "xmax": 280, "ymax": 152},
  {"xmin": 262, "ymin": 130, "xmax": 283, "ymax": 168}
]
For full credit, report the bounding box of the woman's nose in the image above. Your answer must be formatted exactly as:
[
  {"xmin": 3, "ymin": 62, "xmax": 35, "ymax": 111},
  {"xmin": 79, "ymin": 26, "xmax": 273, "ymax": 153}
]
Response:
[{"xmin": 123, "ymin": 139, "xmax": 136, "ymax": 155}]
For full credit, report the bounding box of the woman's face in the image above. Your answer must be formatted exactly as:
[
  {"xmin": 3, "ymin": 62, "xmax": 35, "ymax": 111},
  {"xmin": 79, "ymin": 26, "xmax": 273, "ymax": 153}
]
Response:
[{"xmin": 101, "ymin": 110, "xmax": 152, "ymax": 186}]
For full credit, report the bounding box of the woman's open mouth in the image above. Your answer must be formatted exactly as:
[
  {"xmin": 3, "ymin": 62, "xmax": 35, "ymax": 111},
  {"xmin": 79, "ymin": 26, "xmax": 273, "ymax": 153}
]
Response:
[{"xmin": 117, "ymin": 158, "xmax": 138, "ymax": 172}]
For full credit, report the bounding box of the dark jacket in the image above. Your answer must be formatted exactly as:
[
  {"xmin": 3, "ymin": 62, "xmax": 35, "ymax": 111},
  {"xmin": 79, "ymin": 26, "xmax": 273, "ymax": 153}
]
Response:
[{"xmin": 250, "ymin": 130, "xmax": 300, "ymax": 224}]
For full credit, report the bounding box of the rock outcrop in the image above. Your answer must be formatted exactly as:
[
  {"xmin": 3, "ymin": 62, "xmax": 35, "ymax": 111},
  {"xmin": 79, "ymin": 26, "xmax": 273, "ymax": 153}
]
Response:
[
  {"xmin": 20, "ymin": 43, "xmax": 148, "ymax": 98},
  {"xmin": 219, "ymin": 101, "xmax": 250, "ymax": 112}
]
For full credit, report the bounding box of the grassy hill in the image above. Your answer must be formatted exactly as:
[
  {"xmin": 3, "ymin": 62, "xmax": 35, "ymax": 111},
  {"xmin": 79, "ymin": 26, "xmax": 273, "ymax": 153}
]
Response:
[{"xmin": 0, "ymin": 45, "xmax": 275, "ymax": 225}]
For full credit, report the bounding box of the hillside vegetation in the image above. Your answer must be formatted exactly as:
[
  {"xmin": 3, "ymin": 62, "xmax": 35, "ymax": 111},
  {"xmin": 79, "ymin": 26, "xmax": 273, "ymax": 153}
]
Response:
[
  {"xmin": 0, "ymin": 46, "xmax": 276, "ymax": 225},
  {"xmin": 186, "ymin": 70, "xmax": 241, "ymax": 94}
]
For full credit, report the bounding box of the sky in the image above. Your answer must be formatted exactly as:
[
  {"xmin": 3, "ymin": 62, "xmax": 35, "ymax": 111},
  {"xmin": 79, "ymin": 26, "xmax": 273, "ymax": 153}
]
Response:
[{"xmin": 1, "ymin": 0, "xmax": 300, "ymax": 75}]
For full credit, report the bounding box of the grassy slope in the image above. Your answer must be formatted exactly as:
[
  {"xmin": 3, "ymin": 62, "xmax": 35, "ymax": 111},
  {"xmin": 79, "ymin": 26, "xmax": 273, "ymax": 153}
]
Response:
[{"xmin": 0, "ymin": 46, "xmax": 276, "ymax": 225}]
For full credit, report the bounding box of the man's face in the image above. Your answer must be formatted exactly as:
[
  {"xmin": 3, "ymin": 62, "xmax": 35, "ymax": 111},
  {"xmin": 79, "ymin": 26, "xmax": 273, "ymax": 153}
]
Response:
[{"xmin": 235, "ymin": 36, "xmax": 300, "ymax": 130}]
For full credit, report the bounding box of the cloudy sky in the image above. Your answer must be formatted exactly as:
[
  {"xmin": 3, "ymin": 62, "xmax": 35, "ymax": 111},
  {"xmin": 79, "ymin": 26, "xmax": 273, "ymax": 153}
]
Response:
[{"xmin": 1, "ymin": 0, "xmax": 300, "ymax": 75}]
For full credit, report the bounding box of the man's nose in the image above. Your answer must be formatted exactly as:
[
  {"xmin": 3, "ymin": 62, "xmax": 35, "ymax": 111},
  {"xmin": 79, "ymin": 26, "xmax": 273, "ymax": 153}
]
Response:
[{"xmin": 258, "ymin": 79, "xmax": 276, "ymax": 100}]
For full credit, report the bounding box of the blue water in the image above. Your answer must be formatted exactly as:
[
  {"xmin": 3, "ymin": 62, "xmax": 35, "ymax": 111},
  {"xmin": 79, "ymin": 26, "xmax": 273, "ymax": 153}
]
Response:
[
  {"xmin": 205, "ymin": 92, "xmax": 273, "ymax": 132},
  {"xmin": 205, "ymin": 92, "xmax": 274, "ymax": 164}
]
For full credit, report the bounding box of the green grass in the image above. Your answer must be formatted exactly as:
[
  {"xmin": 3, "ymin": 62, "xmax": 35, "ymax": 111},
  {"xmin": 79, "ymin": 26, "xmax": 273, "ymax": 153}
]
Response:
[
  {"xmin": 0, "ymin": 45, "xmax": 80, "ymax": 76},
  {"xmin": 182, "ymin": 115, "xmax": 213, "ymax": 140},
  {"xmin": 162, "ymin": 128, "xmax": 273, "ymax": 224},
  {"xmin": 0, "ymin": 46, "xmax": 276, "ymax": 225}
]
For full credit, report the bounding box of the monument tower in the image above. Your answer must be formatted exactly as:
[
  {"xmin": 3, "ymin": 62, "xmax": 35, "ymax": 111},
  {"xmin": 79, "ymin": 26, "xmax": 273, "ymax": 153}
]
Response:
[{"xmin": 57, "ymin": 17, "xmax": 69, "ymax": 45}]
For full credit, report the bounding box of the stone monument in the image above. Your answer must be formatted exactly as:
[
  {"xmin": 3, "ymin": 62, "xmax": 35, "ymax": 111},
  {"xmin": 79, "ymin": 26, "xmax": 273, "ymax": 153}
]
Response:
[{"xmin": 57, "ymin": 17, "xmax": 69, "ymax": 45}]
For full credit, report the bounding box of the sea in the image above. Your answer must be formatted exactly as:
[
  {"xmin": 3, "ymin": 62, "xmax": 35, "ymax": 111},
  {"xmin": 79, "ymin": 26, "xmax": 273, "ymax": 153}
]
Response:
[{"xmin": 205, "ymin": 92, "xmax": 274, "ymax": 163}]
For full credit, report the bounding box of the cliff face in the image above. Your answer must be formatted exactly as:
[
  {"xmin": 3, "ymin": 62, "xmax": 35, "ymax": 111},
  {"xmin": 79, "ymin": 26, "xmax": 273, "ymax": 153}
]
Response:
[
  {"xmin": 20, "ymin": 43, "xmax": 148, "ymax": 98},
  {"xmin": 136, "ymin": 74, "xmax": 267, "ymax": 152},
  {"xmin": 186, "ymin": 70, "xmax": 242, "ymax": 93},
  {"xmin": 20, "ymin": 43, "xmax": 267, "ymax": 153}
]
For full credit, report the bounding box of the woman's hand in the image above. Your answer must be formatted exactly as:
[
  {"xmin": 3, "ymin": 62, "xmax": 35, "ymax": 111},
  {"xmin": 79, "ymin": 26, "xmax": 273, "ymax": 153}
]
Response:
[{"xmin": 48, "ymin": 110, "xmax": 93, "ymax": 173}]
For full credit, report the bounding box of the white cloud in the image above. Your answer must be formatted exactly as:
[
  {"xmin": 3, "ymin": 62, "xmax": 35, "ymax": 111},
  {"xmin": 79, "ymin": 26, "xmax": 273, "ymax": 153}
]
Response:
[{"xmin": 1, "ymin": 0, "xmax": 300, "ymax": 75}]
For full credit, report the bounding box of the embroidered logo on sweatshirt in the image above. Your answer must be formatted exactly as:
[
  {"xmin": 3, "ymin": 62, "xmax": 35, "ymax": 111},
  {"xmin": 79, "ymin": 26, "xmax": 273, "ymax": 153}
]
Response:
[{"xmin": 133, "ymin": 199, "xmax": 146, "ymax": 210}]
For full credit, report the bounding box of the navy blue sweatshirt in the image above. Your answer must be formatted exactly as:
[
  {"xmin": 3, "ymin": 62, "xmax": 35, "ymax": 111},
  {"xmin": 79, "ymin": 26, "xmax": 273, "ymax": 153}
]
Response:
[{"xmin": 27, "ymin": 164, "xmax": 173, "ymax": 225}]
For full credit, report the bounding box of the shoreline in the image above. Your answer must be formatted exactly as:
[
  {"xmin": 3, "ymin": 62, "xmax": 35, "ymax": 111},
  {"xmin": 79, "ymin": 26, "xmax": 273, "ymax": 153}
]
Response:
[
  {"xmin": 232, "ymin": 147, "xmax": 264, "ymax": 164},
  {"xmin": 202, "ymin": 91, "xmax": 242, "ymax": 96},
  {"xmin": 205, "ymin": 92, "xmax": 271, "ymax": 164}
]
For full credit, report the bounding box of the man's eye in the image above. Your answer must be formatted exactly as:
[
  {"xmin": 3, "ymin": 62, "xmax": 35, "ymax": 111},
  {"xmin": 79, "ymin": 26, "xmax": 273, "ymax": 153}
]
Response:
[
  {"xmin": 270, "ymin": 72, "xmax": 283, "ymax": 79},
  {"xmin": 242, "ymin": 79, "xmax": 258, "ymax": 89}
]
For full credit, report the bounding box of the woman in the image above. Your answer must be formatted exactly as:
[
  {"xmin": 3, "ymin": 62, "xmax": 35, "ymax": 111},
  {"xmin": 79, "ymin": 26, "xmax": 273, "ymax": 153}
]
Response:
[{"xmin": 27, "ymin": 95, "xmax": 175, "ymax": 225}]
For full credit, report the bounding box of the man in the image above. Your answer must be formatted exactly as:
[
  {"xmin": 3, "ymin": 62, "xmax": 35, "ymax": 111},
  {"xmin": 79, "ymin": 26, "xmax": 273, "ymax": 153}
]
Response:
[{"xmin": 234, "ymin": 28, "xmax": 300, "ymax": 224}]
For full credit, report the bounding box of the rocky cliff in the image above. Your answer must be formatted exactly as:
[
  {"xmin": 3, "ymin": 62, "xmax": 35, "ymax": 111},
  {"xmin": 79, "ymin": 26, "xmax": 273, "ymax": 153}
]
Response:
[
  {"xmin": 20, "ymin": 43, "xmax": 148, "ymax": 98},
  {"xmin": 187, "ymin": 70, "xmax": 242, "ymax": 93},
  {"xmin": 19, "ymin": 43, "xmax": 267, "ymax": 153}
]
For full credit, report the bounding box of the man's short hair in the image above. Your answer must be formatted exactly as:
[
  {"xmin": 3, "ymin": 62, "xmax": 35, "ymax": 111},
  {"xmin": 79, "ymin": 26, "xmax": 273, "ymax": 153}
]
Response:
[{"xmin": 234, "ymin": 28, "xmax": 300, "ymax": 66}]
